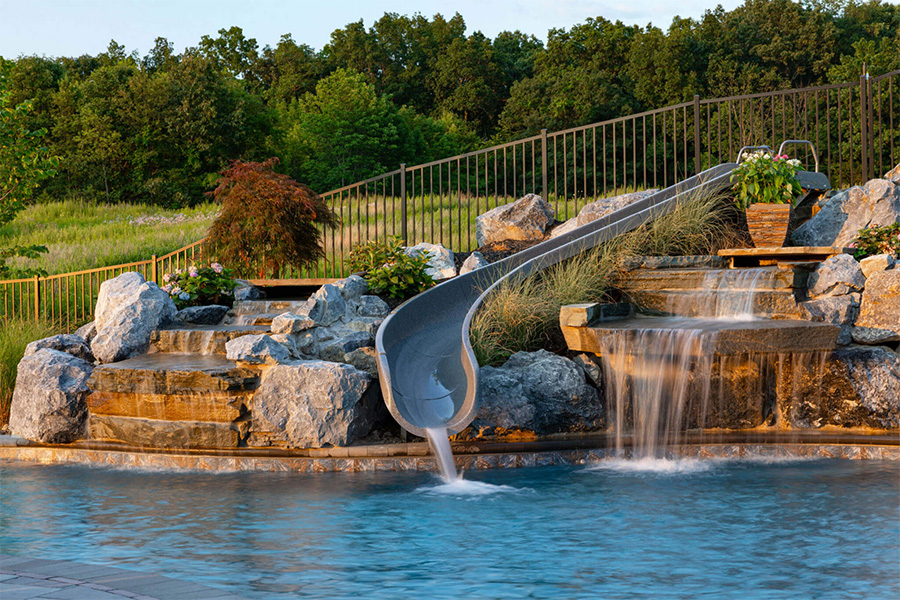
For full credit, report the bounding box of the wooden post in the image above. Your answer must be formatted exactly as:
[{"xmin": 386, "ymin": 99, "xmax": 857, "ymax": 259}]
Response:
[
  {"xmin": 33, "ymin": 276, "xmax": 40, "ymax": 320},
  {"xmin": 151, "ymin": 255, "xmax": 158, "ymax": 285}
]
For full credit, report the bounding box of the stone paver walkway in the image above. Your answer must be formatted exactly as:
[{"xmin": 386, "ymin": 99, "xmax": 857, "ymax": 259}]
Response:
[{"xmin": 0, "ymin": 555, "xmax": 244, "ymax": 600}]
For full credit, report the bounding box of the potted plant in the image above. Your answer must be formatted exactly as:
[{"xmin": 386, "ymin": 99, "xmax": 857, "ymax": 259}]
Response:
[{"xmin": 731, "ymin": 150, "xmax": 803, "ymax": 247}]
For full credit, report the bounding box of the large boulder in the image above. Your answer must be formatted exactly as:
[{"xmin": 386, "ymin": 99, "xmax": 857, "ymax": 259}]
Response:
[
  {"xmin": 799, "ymin": 294, "xmax": 860, "ymax": 345},
  {"xmin": 91, "ymin": 272, "xmax": 177, "ymax": 363},
  {"xmin": 853, "ymin": 270, "xmax": 900, "ymax": 344},
  {"xmin": 354, "ymin": 295, "xmax": 390, "ymax": 318},
  {"xmin": 249, "ymin": 361, "xmax": 377, "ymax": 447},
  {"xmin": 473, "ymin": 350, "xmax": 602, "ymax": 435},
  {"xmin": 74, "ymin": 321, "xmax": 97, "ymax": 345},
  {"xmin": 475, "ymin": 194, "xmax": 555, "ymax": 246},
  {"xmin": 8, "ymin": 349, "xmax": 93, "ymax": 443},
  {"xmin": 406, "ymin": 243, "xmax": 456, "ymax": 280},
  {"xmin": 806, "ymin": 254, "xmax": 865, "ymax": 298},
  {"xmin": 780, "ymin": 345, "xmax": 900, "ymax": 429},
  {"xmin": 333, "ymin": 275, "xmax": 368, "ymax": 303},
  {"xmin": 576, "ymin": 189, "xmax": 658, "ymax": 227},
  {"xmin": 300, "ymin": 284, "xmax": 347, "ymax": 326},
  {"xmin": 234, "ymin": 279, "xmax": 264, "ymax": 301},
  {"xmin": 270, "ymin": 312, "xmax": 316, "ymax": 334},
  {"xmin": 225, "ymin": 334, "xmax": 292, "ymax": 365},
  {"xmin": 25, "ymin": 334, "xmax": 94, "ymax": 363},
  {"xmin": 859, "ymin": 253, "xmax": 896, "ymax": 279},
  {"xmin": 792, "ymin": 178, "xmax": 900, "ymax": 247}
]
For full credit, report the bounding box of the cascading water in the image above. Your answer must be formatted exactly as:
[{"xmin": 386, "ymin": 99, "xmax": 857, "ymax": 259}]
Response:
[{"xmin": 425, "ymin": 427, "xmax": 459, "ymax": 482}]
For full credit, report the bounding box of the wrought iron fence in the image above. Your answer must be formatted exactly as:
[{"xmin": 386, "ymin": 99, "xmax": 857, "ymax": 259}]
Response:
[{"xmin": 3, "ymin": 71, "xmax": 898, "ymax": 326}]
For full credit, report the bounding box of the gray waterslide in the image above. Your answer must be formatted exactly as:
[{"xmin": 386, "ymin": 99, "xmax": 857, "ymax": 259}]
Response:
[{"xmin": 375, "ymin": 163, "xmax": 742, "ymax": 437}]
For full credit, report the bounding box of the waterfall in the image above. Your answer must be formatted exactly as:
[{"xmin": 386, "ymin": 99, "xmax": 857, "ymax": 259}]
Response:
[{"xmin": 425, "ymin": 427, "xmax": 459, "ymax": 482}]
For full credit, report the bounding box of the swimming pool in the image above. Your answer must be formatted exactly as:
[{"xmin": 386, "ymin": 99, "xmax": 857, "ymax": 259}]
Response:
[{"xmin": 1, "ymin": 457, "xmax": 897, "ymax": 599}]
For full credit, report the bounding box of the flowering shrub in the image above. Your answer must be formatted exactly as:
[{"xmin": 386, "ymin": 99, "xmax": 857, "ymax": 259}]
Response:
[
  {"xmin": 849, "ymin": 223, "xmax": 900, "ymax": 259},
  {"xmin": 161, "ymin": 262, "xmax": 237, "ymax": 310},
  {"xmin": 348, "ymin": 236, "xmax": 434, "ymax": 300},
  {"xmin": 731, "ymin": 151, "xmax": 803, "ymax": 209}
]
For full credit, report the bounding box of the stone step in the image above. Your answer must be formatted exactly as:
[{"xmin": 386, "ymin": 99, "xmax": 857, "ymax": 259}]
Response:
[
  {"xmin": 229, "ymin": 313, "xmax": 278, "ymax": 326},
  {"xmin": 624, "ymin": 289, "xmax": 802, "ymax": 319},
  {"xmin": 150, "ymin": 325, "xmax": 269, "ymax": 355},
  {"xmin": 88, "ymin": 353, "xmax": 260, "ymax": 395},
  {"xmin": 232, "ymin": 299, "xmax": 310, "ymax": 316},
  {"xmin": 617, "ymin": 266, "xmax": 806, "ymax": 292},
  {"xmin": 88, "ymin": 414, "xmax": 244, "ymax": 448}
]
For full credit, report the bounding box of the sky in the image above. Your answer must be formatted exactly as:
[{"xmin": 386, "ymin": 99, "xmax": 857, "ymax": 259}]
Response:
[{"xmin": 0, "ymin": 0, "xmax": 746, "ymax": 59}]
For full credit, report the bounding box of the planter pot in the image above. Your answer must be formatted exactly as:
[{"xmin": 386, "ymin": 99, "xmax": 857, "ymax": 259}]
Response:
[{"xmin": 746, "ymin": 203, "xmax": 792, "ymax": 248}]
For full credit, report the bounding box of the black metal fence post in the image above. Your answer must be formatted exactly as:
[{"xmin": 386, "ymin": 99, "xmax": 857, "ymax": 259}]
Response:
[
  {"xmin": 860, "ymin": 75, "xmax": 869, "ymax": 181},
  {"xmin": 541, "ymin": 129, "xmax": 548, "ymax": 199},
  {"xmin": 400, "ymin": 164, "xmax": 407, "ymax": 243},
  {"xmin": 693, "ymin": 95, "xmax": 701, "ymax": 174}
]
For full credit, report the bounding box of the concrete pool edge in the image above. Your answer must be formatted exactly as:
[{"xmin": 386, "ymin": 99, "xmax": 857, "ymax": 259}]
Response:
[{"xmin": 2, "ymin": 431, "xmax": 897, "ymax": 472}]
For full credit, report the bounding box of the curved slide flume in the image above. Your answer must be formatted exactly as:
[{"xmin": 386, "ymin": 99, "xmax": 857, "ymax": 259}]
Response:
[{"xmin": 375, "ymin": 163, "xmax": 739, "ymax": 437}]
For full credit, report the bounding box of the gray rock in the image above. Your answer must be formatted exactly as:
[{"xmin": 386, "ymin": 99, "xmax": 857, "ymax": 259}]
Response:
[
  {"xmin": 781, "ymin": 345, "xmax": 900, "ymax": 429},
  {"xmin": 250, "ymin": 361, "xmax": 376, "ymax": 448},
  {"xmin": 334, "ymin": 275, "xmax": 368, "ymax": 302},
  {"xmin": 859, "ymin": 253, "xmax": 896, "ymax": 279},
  {"xmin": 91, "ymin": 272, "xmax": 177, "ymax": 363},
  {"xmin": 853, "ymin": 270, "xmax": 900, "ymax": 343},
  {"xmin": 343, "ymin": 346, "xmax": 379, "ymax": 377},
  {"xmin": 270, "ymin": 312, "xmax": 315, "ymax": 334},
  {"xmin": 572, "ymin": 353, "xmax": 603, "ymax": 388},
  {"xmin": 176, "ymin": 305, "xmax": 229, "ymax": 325},
  {"xmin": 270, "ymin": 333, "xmax": 300, "ymax": 358},
  {"xmin": 25, "ymin": 334, "xmax": 94, "ymax": 363},
  {"xmin": 225, "ymin": 334, "xmax": 292, "ymax": 365},
  {"xmin": 548, "ymin": 218, "xmax": 580, "ymax": 239},
  {"xmin": 355, "ymin": 295, "xmax": 390, "ymax": 318},
  {"xmin": 294, "ymin": 327, "xmax": 335, "ymax": 355},
  {"xmin": 234, "ymin": 279, "xmax": 264, "ymax": 301},
  {"xmin": 459, "ymin": 251, "xmax": 490, "ymax": 274},
  {"xmin": 8, "ymin": 349, "xmax": 92, "ymax": 443},
  {"xmin": 807, "ymin": 254, "xmax": 866, "ymax": 298},
  {"xmin": 304, "ymin": 284, "xmax": 347, "ymax": 326},
  {"xmin": 799, "ymin": 294, "xmax": 860, "ymax": 345},
  {"xmin": 343, "ymin": 317, "xmax": 383, "ymax": 336},
  {"xmin": 406, "ymin": 242, "xmax": 456, "ymax": 280},
  {"xmin": 576, "ymin": 190, "xmax": 658, "ymax": 227},
  {"xmin": 318, "ymin": 331, "xmax": 375, "ymax": 362},
  {"xmin": 474, "ymin": 350, "xmax": 603, "ymax": 435},
  {"xmin": 75, "ymin": 321, "xmax": 97, "ymax": 345},
  {"xmin": 792, "ymin": 178, "xmax": 900, "ymax": 247},
  {"xmin": 475, "ymin": 194, "xmax": 555, "ymax": 246},
  {"xmin": 885, "ymin": 163, "xmax": 900, "ymax": 184}
]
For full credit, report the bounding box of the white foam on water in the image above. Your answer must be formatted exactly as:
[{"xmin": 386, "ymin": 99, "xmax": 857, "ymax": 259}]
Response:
[
  {"xmin": 416, "ymin": 477, "xmax": 523, "ymax": 497},
  {"xmin": 730, "ymin": 454, "xmax": 820, "ymax": 465},
  {"xmin": 588, "ymin": 457, "xmax": 714, "ymax": 475}
]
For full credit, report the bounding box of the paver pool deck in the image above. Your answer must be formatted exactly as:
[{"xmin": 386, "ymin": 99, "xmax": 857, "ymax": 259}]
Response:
[{"xmin": 0, "ymin": 555, "xmax": 244, "ymax": 600}]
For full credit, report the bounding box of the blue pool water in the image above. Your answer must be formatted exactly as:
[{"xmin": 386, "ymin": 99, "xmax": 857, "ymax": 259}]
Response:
[{"xmin": 1, "ymin": 457, "xmax": 898, "ymax": 599}]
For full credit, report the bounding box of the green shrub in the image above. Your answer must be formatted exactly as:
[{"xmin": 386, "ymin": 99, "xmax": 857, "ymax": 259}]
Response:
[
  {"xmin": 731, "ymin": 151, "xmax": 803, "ymax": 209},
  {"xmin": 161, "ymin": 262, "xmax": 237, "ymax": 310},
  {"xmin": 348, "ymin": 235, "xmax": 435, "ymax": 300},
  {"xmin": 850, "ymin": 223, "xmax": 900, "ymax": 259},
  {"xmin": 1, "ymin": 318, "xmax": 56, "ymax": 426}
]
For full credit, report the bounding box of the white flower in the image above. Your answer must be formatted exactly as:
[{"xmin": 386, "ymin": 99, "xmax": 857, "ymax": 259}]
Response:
[
  {"xmin": 175, "ymin": 268, "xmax": 183, "ymax": 275},
  {"xmin": 211, "ymin": 262, "xmax": 223, "ymax": 274},
  {"xmin": 171, "ymin": 286, "xmax": 182, "ymax": 295},
  {"xmin": 179, "ymin": 292, "xmax": 190, "ymax": 300},
  {"xmin": 789, "ymin": 159, "xmax": 801, "ymax": 167},
  {"xmin": 163, "ymin": 273, "xmax": 171, "ymax": 283},
  {"xmin": 162, "ymin": 284, "xmax": 172, "ymax": 293}
]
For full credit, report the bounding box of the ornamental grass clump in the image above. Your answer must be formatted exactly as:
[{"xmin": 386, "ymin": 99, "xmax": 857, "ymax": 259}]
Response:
[
  {"xmin": 731, "ymin": 151, "xmax": 803, "ymax": 209},
  {"xmin": 470, "ymin": 189, "xmax": 736, "ymax": 366},
  {"xmin": 207, "ymin": 159, "xmax": 338, "ymax": 278},
  {"xmin": 161, "ymin": 262, "xmax": 237, "ymax": 310}
]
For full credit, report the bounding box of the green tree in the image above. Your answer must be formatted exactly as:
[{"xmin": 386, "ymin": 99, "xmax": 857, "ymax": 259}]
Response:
[{"xmin": 0, "ymin": 58, "xmax": 58, "ymax": 278}]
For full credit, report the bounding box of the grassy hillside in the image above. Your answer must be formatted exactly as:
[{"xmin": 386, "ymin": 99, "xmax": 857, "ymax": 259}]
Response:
[{"xmin": 1, "ymin": 200, "xmax": 219, "ymax": 276}]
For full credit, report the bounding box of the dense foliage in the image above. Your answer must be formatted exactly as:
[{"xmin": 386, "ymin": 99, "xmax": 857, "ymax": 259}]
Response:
[
  {"xmin": 0, "ymin": 58, "xmax": 58, "ymax": 278},
  {"xmin": 161, "ymin": 262, "xmax": 237, "ymax": 309},
  {"xmin": 207, "ymin": 159, "xmax": 338, "ymax": 277},
  {"xmin": 731, "ymin": 151, "xmax": 803, "ymax": 208},
  {"xmin": 1, "ymin": 1, "xmax": 898, "ymax": 205},
  {"xmin": 348, "ymin": 235, "xmax": 435, "ymax": 299},
  {"xmin": 850, "ymin": 223, "xmax": 900, "ymax": 259}
]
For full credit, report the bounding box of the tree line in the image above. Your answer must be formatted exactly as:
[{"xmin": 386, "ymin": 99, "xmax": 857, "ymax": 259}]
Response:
[{"xmin": 3, "ymin": 0, "xmax": 898, "ymax": 206}]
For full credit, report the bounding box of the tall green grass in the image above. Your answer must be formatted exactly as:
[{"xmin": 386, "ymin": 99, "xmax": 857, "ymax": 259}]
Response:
[
  {"xmin": 470, "ymin": 190, "xmax": 738, "ymax": 366},
  {"xmin": 1, "ymin": 318, "xmax": 57, "ymax": 426},
  {"xmin": 1, "ymin": 199, "xmax": 219, "ymax": 275}
]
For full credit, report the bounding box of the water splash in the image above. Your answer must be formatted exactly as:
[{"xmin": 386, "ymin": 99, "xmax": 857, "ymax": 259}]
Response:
[
  {"xmin": 424, "ymin": 427, "xmax": 459, "ymax": 482},
  {"xmin": 416, "ymin": 478, "xmax": 522, "ymax": 497},
  {"xmin": 590, "ymin": 457, "xmax": 713, "ymax": 475}
]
